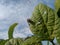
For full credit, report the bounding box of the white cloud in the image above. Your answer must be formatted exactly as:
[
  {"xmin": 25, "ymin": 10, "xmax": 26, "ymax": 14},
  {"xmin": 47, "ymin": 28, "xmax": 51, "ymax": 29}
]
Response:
[
  {"xmin": 13, "ymin": 27, "xmax": 33, "ymax": 38},
  {"xmin": 0, "ymin": 0, "xmax": 39, "ymax": 39},
  {"xmin": 14, "ymin": 33, "xmax": 27, "ymax": 38},
  {"xmin": 0, "ymin": 32, "xmax": 8, "ymax": 39},
  {"xmin": 0, "ymin": 5, "xmax": 8, "ymax": 20}
]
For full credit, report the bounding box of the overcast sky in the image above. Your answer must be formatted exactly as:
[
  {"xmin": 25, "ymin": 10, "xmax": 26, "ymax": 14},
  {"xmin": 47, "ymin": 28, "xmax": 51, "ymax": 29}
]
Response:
[{"xmin": 0, "ymin": 0, "xmax": 56, "ymax": 45}]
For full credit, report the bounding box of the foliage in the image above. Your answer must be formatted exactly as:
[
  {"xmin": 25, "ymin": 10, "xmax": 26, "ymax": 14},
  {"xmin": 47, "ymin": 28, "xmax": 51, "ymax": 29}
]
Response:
[
  {"xmin": 27, "ymin": 3, "xmax": 56, "ymax": 45},
  {"xmin": 0, "ymin": 23, "xmax": 18, "ymax": 45},
  {"xmin": 5, "ymin": 38, "xmax": 23, "ymax": 45},
  {"xmin": 0, "ymin": 40, "xmax": 8, "ymax": 45},
  {"xmin": 8, "ymin": 23, "xmax": 18, "ymax": 39},
  {"xmin": 0, "ymin": 0, "xmax": 60, "ymax": 45},
  {"xmin": 5, "ymin": 36, "xmax": 42, "ymax": 45},
  {"xmin": 55, "ymin": 0, "xmax": 60, "ymax": 44},
  {"xmin": 21, "ymin": 36, "xmax": 42, "ymax": 45},
  {"xmin": 55, "ymin": 0, "xmax": 60, "ymax": 12}
]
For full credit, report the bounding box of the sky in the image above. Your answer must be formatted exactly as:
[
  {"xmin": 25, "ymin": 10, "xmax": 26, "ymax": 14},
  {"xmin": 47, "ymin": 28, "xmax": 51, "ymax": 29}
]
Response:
[{"xmin": 0, "ymin": 0, "xmax": 56, "ymax": 45}]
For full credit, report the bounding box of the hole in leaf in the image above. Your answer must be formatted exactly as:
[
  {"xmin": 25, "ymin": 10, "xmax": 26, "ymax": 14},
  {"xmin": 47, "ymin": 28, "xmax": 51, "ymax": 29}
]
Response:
[{"xmin": 57, "ymin": 8, "xmax": 60, "ymax": 17}]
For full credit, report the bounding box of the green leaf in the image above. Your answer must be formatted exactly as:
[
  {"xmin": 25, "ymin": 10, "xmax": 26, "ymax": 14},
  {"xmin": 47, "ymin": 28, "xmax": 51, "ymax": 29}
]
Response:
[
  {"xmin": 21, "ymin": 36, "xmax": 42, "ymax": 45},
  {"xmin": 8, "ymin": 23, "xmax": 18, "ymax": 39},
  {"xmin": 55, "ymin": 0, "xmax": 60, "ymax": 12},
  {"xmin": 5, "ymin": 38, "xmax": 23, "ymax": 45},
  {"xmin": 54, "ymin": 0, "xmax": 60, "ymax": 44},
  {"xmin": 0, "ymin": 40, "xmax": 8, "ymax": 45},
  {"xmin": 28, "ymin": 3, "xmax": 55, "ymax": 41}
]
